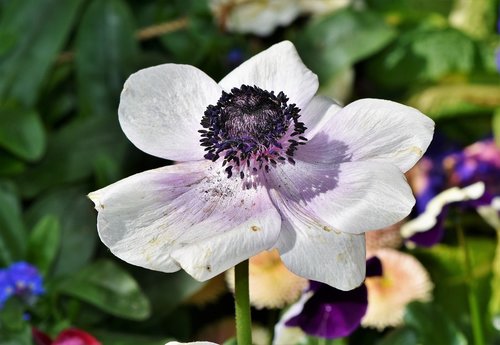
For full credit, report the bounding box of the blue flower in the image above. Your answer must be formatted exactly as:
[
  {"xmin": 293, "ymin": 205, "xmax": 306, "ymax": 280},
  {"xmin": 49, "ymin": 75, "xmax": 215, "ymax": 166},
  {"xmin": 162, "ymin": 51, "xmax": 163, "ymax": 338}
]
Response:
[
  {"xmin": 0, "ymin": 269, "xmax": 13, "ymax": 308},
  {"xmin": 0, "ymin": 261, "xmax": 44, "ymax": 308}
]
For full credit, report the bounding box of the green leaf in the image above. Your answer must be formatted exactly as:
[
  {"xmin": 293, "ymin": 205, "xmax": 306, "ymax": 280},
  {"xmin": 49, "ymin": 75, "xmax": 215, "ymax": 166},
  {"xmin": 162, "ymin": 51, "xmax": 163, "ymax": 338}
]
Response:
[
  {"xmin": 412, "ymin": 239, "xmax": 496, "ymax": 340},
  {"xmin": 0, "ymin": 153, "xmax": 25, "ymax": 176},
  {"xmin": 57, "ymin": 259, "xmax": 151, "ymax": 320},
  {"xmin": 75, "ymin": 0, "xmax": 139, "ymax": 117},
  {"xmin": 0, "ymin": 299, "xmax": 32, "ymax": 345},
  {"xmin": 142, "ymin": 270, "xmax": 205, "ymax": 316},
  {"xmin": 222, "ymin": 338, "xmax": 237, "ymax": 345},
  {"xmin": 0, "ymin": 298, "xmax": 25, "ymax": 332},
  {"xmin": 27, "ymin": 215, "xmax": 60, "ymax": 275},
  {"xmin": 25, "ymin": 186, "xmax": 98, "ymax": 276},
  {"xmin": 92, "ymin": 330, "xmax": 171, "ymax": 345},
  {"xmin": 93, "ymin": 152, "xmax": 123, "ymax": 189},
  {"xmin": 0, "ymin": 103, "xmax": 46, "ymax": 161},
  {"xmin": 306, "ymin": 337, "xmax": 347, "ymax": 345},
  {"xmin": 0, "ymin": 0, "xmax": 83, "ymax": 106},
  {"xmin": 407, "ymin": 84, "xmax": 500, "ymax": 119},
  {"xmin": 366, "ymin": 0, "xmax": 454, "ymax": 17},
  {"xmin": 294, "ymin": 8, "xmax": 395, "ymax": 81},
  {"xmin": 15, "ymin": 115, "xmax": 127, "ymax": 199},
  {"xmin": 368, "ymin": 27, "xmax": 476, "ymax": 87},
  {"xmin": 376, "ymin": 327, "xmax": 418, "ymax": 345},
  {"xmin": 0, "ymin": 180, "xmax": 26, "ymax": 266},
  {"xmin": 404, "ymin": 302, "xmax": 467, "ymax": 345},
  {"xmin": 493, "ymin": 109, "xmax": 500, "ymax": 148}
]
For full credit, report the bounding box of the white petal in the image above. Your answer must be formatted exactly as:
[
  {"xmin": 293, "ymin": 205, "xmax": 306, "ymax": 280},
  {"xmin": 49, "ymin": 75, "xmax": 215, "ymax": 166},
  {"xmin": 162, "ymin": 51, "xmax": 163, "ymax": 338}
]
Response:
[
  {"xmin": 294, "ymin": 98, "xmax": 346, "ymax": 165},
  {"xmin": 300, "ymin": 95, "xmax": 341, "ymax": 139},
  {"xmin": 269, "ymin": 188, "xmax": 366, "ymax": 290},
  {"xmin": 312, "ymin": 98, "xmax": 435, "ymax": 172},
  {"xmin": 88, "ymin": 161, "xmax": 281, "ymax": 281},
  {"xmin": 119, "ymin": 64, "xmax": 222, "ymax": 161},
  {"xmin": 267, "ymin": 159, "xmax": 415, "ymax": 234},
  {"xmin": 219, "ymin": 41, "xmax": 318, "ymax": 110}
]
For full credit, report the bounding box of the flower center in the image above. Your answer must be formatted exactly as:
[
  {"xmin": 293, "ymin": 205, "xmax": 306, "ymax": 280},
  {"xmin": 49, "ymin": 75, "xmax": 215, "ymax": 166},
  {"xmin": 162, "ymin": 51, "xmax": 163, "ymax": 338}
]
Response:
[{"xmin": 200, "ymin": 85, "xmax": 307, "ymax": 179}]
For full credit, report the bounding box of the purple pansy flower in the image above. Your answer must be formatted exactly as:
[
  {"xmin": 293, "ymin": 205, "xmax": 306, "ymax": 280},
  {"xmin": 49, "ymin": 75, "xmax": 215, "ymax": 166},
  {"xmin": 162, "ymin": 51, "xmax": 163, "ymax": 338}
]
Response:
[
  {"xmin": 402, "ymin": 138, "xmax": 500, "ymax": 245},
  {"xmin": 89, "ymin": 41, "xmax": 433, "ymax": 290},
  {"xmin": 278, "ymin": 257, "xmax": 382, "ymax": 340},
  {"xmin": 0, "ymin": 262, "xmax": 44, "ymax": 308}
]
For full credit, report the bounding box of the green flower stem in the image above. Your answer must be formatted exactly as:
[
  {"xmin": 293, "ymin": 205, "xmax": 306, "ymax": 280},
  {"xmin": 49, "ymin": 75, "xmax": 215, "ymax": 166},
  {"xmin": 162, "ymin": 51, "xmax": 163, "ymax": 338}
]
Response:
[
  {"xmin": 235, "ymin": 260, "xmax": 252, "ymax": 345},
  {"xmin": 491, "ymin": 229, "xmax": 500, "ymax": 318},
  {"xmin": 457, "ymin": 224, "xmax": 485, "ymax": 345}
]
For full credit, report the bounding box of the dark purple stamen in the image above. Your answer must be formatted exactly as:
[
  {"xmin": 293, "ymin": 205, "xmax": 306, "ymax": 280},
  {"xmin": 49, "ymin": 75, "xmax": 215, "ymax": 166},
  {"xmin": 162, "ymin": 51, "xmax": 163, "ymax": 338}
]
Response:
[{"xmin": 200, "ymin": 85, "xmax": 306, "ymax": 178}]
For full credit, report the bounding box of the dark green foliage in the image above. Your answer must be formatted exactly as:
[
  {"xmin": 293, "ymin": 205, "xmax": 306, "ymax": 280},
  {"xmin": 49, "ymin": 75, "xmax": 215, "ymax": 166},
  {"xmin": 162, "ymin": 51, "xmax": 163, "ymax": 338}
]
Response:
[{"xmin": 0, "ymin": 0, "xmax": 499, "ymax": 344}]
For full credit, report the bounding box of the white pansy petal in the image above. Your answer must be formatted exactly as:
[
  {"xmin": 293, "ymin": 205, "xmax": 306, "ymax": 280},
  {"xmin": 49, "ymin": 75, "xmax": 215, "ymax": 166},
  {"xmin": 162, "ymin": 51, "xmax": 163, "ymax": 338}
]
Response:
[
  {"xmin": 88, "ymin": 161, "xmax": 281, "ymax": 280},
  {"xmin": 401, "ymin": 182, "xmax": 486, "ymax": 238},
  {"xmin": 269, "ymin": 189, "xmax": 366, "ymax": 290},
  {"xmin": 219, "ymin": 41, "xmax": 318, "ymax": 110},
  {"xmin": 267, "ymin": 159, "xmax": 415, "ymax": 234},
  {"xmin": 314, "ymin": 98, "xmax": 434, "ymax": 172},
  {"xmin": 119, "ymin": 64, "xmax": 222, "ymax": 161}
]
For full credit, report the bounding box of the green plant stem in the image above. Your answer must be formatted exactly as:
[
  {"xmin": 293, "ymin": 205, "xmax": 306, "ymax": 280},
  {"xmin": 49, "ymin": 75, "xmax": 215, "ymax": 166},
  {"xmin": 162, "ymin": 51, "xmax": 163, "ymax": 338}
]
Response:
[
  {"xmin": 457, "ymin": 224, "xmax": 485, "ymax": 345},
  {"xmin": 235, "ymin": 260, "xmax": 252, "ymax": 345}
]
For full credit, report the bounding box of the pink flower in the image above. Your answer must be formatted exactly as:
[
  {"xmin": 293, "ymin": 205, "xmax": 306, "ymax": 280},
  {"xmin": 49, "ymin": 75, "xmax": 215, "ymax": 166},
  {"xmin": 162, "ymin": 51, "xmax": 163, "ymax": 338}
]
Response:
[{"xmin": 89, "ymin": 41, "xmax": 434, "ymax": 290}]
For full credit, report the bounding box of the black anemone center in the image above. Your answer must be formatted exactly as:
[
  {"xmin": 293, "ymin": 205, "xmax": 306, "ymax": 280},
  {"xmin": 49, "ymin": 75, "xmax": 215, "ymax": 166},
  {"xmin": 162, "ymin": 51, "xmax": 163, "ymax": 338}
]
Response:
[
  {"xmin": 199, "ymin": 84, "xmax": 306, "ymax": 177},
  {"xmin": 221, "ymin": 88, "xmax": 282, "ymax": 142}
]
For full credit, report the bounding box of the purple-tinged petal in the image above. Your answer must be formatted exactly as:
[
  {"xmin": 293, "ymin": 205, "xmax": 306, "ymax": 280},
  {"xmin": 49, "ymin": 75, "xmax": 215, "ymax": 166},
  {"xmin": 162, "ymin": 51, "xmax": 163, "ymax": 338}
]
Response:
[
  {"xmin": 119, "ymin": 64, "xmax": 223, "ymax": 162},
  {"xmin": 444, "ymin": 138, "xmax": 500, "ymax": 192},
  {"xmin": 285, "ymin": 282, "xmax": 368, "ymax": 338},
  {"xmin": 89, "ymin": 161, "xmax": 281, "ymax": 281},
  {"xmin": 219, "ymin": 41, "xmax": 319, "ymax": 111},
  {"xmin": 267, "ymin": 159, "xmax": 415, "ymax": 234},
  {"xmin": 308, "ymin": 98, "xmax": 434, "ymax": 172}
]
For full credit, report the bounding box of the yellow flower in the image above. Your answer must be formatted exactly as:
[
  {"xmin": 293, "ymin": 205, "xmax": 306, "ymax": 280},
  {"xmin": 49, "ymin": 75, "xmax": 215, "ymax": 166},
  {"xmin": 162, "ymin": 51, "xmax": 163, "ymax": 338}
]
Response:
[{"xmin": 226, "ymin": 249, "xmax": 308, "ymax": 309}]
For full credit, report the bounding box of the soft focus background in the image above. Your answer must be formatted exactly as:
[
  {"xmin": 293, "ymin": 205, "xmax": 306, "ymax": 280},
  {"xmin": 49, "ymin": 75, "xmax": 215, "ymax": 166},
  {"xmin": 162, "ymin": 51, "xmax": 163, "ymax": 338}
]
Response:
[{"xmin": 0, "ymin": 0, "xmax": 499, "ymax": 344}]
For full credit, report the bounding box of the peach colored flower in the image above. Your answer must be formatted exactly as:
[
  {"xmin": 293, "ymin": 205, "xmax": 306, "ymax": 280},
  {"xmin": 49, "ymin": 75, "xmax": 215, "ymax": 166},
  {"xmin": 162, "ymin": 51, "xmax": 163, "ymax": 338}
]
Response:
[{"xmin": 362, "ymin": 248, "xmax": 433, "ymax": 330}]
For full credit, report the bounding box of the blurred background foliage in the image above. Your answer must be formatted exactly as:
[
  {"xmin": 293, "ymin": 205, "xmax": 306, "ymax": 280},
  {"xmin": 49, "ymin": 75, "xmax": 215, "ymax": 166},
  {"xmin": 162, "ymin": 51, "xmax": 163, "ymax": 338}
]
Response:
[{"xmin": 0, "ymin": 0, "xmax": 499, "ymax": 344}]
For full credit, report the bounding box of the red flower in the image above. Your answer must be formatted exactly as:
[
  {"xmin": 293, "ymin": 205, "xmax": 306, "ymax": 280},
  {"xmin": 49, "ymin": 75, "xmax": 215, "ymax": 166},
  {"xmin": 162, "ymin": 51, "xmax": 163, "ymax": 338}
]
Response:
[{"xmin": 32, "ymin": 328, "xmax": 101, "ymax": 345}]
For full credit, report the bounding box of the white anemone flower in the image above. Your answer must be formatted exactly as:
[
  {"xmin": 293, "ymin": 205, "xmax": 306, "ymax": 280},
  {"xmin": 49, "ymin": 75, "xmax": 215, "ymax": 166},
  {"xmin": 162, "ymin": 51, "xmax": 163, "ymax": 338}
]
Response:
[{"xmin": 88, "ymin": 41, "xmax": 434, "ymax": 290}]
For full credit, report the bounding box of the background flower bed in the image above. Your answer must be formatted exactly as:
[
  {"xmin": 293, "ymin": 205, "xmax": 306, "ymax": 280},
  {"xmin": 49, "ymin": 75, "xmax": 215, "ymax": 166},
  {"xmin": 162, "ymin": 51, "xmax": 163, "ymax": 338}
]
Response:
[{"xmin": 0, "ymin": 0, "xmax": 499, "ymax": 344}]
